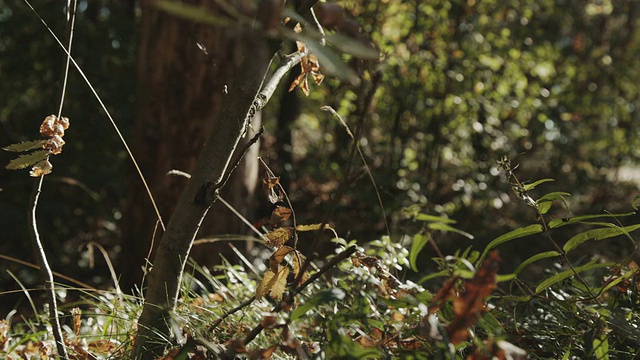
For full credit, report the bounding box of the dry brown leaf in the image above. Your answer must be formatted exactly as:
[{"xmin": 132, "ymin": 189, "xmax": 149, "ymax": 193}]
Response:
[
  {"xmin": 256, "ymin": 269, "xmax": 277, "ymax": 299},
  {"xmin": 30, "ymin": 159, "xmax": 53, "ymax": 177},
  {"xmin": 295, "ymin": 223, "xmax": 323, "ymax": 232},
  {"xmin": 446, "ymin": 251, "xmax": 500, "ymax": 345},
  {"xmin": 270, "ymin": 206, "xmax": 292, "ymax": 227},
  {"xmin": 270, "ymin": 246, "xmax": 295, "ymax": 272},
  {"xmin": 40, "ymin": 115, "xmax": 57, "ymax": 137},
  {"xmin": 71, "ymin": 307, "xmax": 82, "ymax": 338},
  {"xmin": 270, "ymin": 266, "xmax": 290, "ymax": 300},
  {"xmin": 265, "ymin": 227, "xmax": 293, "ymax": 248}
]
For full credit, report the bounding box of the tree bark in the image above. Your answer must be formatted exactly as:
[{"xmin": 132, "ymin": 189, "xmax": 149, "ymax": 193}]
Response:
[
  {"xmin": 120, "ymin": 0, "xmax": 259, "ymax": 292},
  {"xmin": 131, "ymin": 2, "xmax": 275, "ymax": 358}
]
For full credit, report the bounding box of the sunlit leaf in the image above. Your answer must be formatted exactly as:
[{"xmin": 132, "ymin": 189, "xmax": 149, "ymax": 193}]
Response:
[
  {"xmin": 265, "ymin": 227, "xmax": 293, "ymax": 248},
  {"xmin": 30, "ymin": 159, "xmax": 53, "ymax": 177},
  {"xmin": 409, "ymin": 232, "xmax": 430, "ymax": 272},
  {"xmin": 256, "ymin": 269, "xmax": 276, "ymax": 299},
  {"xmin": 269, "ymin": 266, "xmax": 289, "ymax": 300},
  {"xmin": 270, "ymin": 245, "xmax": 294, "ymax": 272},
  {"xmin": 270, "ymin": 206, "xmax": 292, "ymax": 226},
  {"xmin": 535, "ymin": 262, "xmax": 613, "ymax": 294},
  {"xmin": 536, "ymin": 191, "xmax": 571, "ymax": 214},
  {"xmin": 512, "ymin": 251, "xmax": 561, "ymax": 276},
  {"xmin": 6, "ymin": 150, "xmax": 49, "ymax": 170},
  {"xmin": 563, "ymin": 224, "xmax": 640, "ymax": 253},
  {"xmin": 414, "ymin": 213, "xmax": 457, "ymax": 223},
  {"xmin": 290, "ymin": 289, "xmax": 345, "ymax": 321},
  {"xmin": 295, "ymin": 223, "xmax": 323, "ymax": 232},
  {"xmin": 522, "ymin": 178, "xmax": 554, "ymax": 191},
  {"xmin": 593, "ymin": 333, "xmax": 610, "ymax": 360},
  {"xmin": 3, "ymin": 140, "xmax": 47, "ymax": 153},
  {"xmin": 478, "ymin": 224, "xmax": 543, "ymax": 265},
  {"xmin": 428, "ymin": 222, "xmax": 474, "ymax": 239},
  {"xmin": 256, "ymin": 266, "xmax": 290, "ymax": 300},
  {"xmin": 548, "ymin": 212, "xmax": 635, "ymax": 229}
]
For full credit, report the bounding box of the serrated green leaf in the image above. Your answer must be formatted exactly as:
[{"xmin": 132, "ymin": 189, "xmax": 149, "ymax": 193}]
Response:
[
  {"xmin": 415, "ymin": 213, "xmax": 457, "ymax": 223},
  {"xmin": 291, "ymin": 288, "xmax": 345, "ymax": 321},
  {"xmin": 5, "ymin": 150, "xmax": 49, "ymax": 170},
  {"xmin": 522, "ymin": 178, "xmax": 554, "ymax": 191},
  {"xmin": 548, "ymin": 212, "xmax": 636, "ymax": 229},
  {"xmin": 409, "ymin": 233, "xmax": 430, "ymax": 272},
  {"xmin": 478, "ymin": 224, "xmax": 543, "ymax": 265},
  {"xmin": 563, "ymin": 224, "xmax": 640, "ymax": 253},
  {"xmin": 428, "ymin": 222, "xmax": 474, "ymax": 239},
  {"xmin": 513, "ymin": 251, "xmax": 561, "ymax": 276},
  {"xmin": 3, "ymin": 140, "xmax": 47, "ymax": 152},
  {"xmin": 535, "ymin": 262, "xmax": 613, "ymax": 294}
]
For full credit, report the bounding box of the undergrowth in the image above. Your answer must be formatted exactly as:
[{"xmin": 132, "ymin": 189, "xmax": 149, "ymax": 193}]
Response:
[{"xmin": 2, "ymin": 158, "xmax": 640, "ymax": 359}]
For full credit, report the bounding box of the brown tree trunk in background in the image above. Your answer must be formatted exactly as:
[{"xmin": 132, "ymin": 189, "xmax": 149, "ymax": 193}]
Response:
[{"xmin": 120, "ymin": 0, "xmax": 259, "ymax": 292}]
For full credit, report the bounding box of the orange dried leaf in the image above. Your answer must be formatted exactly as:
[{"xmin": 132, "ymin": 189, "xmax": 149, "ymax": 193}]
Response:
[
  {"xmin": 295, "ymin": 223, "xmax": 323, "ymax": 232},
  {"xmin": 270, "ymin": 245, "xmax": 295, "ymax": 272},
  {"xmin": 30, "ymin": 159, "xmax": 53, "ymax": 177},
  {"xmin": 446, "ymin": 251, "xmax": 500, "ymax": 344},
  {"xmin": 71, "ymin": 307, "xmax": 82, "ymax": 337},
  {"xmin": 256, "ymin": 266, "xmax": 290, "ymax": 300},
  {"xmin": 40, "ymin": 115, "xmax": 57, "ymax": 137},
  {"xmin": 265, "ymin": 227, "xmax": 293, "ymax": 248},
  {"xmin": 256, "ymin": 269, "xmax": 277, "ymax": 299},
  {"xmin": 270, "ymin": 266, "xmax": 289, "ymax": 300},
  {"xmin": 44, "ymin": 135, "xmax": 65, "ymax": 155},
  {"xmin": 270, "ymin": 206, "xmax": 292, "ymax": 226}
]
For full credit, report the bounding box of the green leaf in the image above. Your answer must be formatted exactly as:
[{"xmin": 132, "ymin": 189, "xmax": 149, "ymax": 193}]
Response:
[
  {"xmin": 513, "ymin": 251, "xmax": 561, "ymax": 276},
  {"xmin": 593, "ymin": 334, "xmax": 610, "ymax": 360},
  {"xmin": 409, "ymin": 233, "xmax": 430, "ymax": 272},
  {"xmin": 3, "ymin": 140, "xmax": 46, "ymax": 152},
  {"xmin": 563, "ymin": 224, "xmax": 640, "ymax": 253},
  {"xmin": 548, "ymin": 212, "xmax": 635, "ymax": 229},
  {"xmin": 290, "ymin": 288, "xmax": 345, "ymax": 321},
  {"xmin": 5, "ymin": 150, "xmax": 49, "ymax": 170},
  {"xmin": 418, "ymin": 270, "xmax": 449, "ymax": 284},
  {"xmin": 478, "ymin": 224, "xmax": 543, "ymax": 265},
  {"xmin": 536, "ymin": 191, "xmax": 571, "ymax": 214},
  {"xmin": 600, "ymin": 268, "xmax": 639, "ymax": 294},
  {"xmin": 497, "ymin": 273, "xmax": 516, "ymax": 282},
  {"xmin": 428, "ymin": 222, "xmax": 474, "ymax": 239},
  {"xmin": 633, "ymin": 194, "xmax": 640, "ymax": 210},
  {"xmin": 535, "ymin": 262, "xmax": 613, "ymax": 294},
  {"xmin": 522, "ymin": 178, "xmax": 554, "ymax": 191},
  {"xmin": 414, "ymin": 213, "xmax": 457, "ymax": 223}
]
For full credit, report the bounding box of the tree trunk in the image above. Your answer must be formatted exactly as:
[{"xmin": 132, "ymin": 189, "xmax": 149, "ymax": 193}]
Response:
[
  {"xmin": 120, "ymin": 0, "xmax": 259, "ymax": 292},
  {"xmin": 129, "ymin": 1, "xmax": 276, "ymax": 358}
]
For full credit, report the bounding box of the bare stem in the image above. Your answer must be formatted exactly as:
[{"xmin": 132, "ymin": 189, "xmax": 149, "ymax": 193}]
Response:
[{"xmin": 28, "ymin": 177, "xmax": 68, "ymax": 359}]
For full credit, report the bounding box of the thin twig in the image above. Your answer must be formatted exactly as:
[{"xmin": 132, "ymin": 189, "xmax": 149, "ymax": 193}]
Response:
[
  {"xmin": 243, "ymin": 245, "xmax": 357, "ymax": 345},
  {"xmin": 23, "ymin": 0, "xmax": 166, "ymax": 231},
  {"xmin": 0, "ymin": 254, "xmax": 95, "ymax": 290}
]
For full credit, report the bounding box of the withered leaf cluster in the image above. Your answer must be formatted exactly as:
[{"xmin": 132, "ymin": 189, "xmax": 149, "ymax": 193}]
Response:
[{"xmin": 3, "ymin": 114, "xmax": 70, "ymax": 177}]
